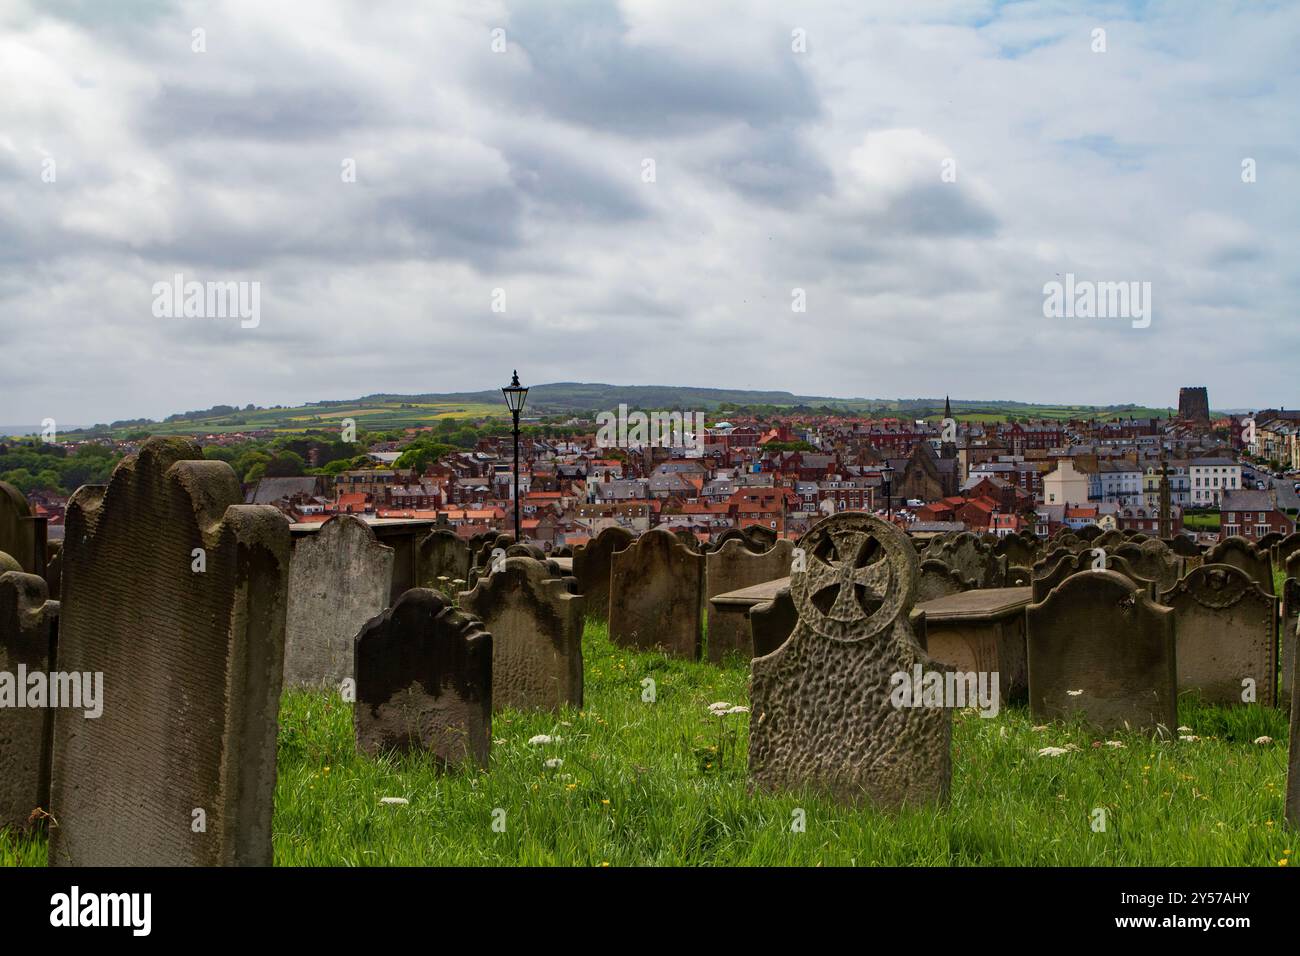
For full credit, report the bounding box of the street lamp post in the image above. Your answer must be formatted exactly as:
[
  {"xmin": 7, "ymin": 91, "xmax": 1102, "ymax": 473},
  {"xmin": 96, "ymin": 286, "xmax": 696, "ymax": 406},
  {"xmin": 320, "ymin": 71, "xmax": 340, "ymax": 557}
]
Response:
[
  {"xmin": 501, "ymin": 370, "xmax": 529, "ymax": 543},
  {"xmin": 881, "ymin": 464, "xmax": 894, "ymax": 521}
]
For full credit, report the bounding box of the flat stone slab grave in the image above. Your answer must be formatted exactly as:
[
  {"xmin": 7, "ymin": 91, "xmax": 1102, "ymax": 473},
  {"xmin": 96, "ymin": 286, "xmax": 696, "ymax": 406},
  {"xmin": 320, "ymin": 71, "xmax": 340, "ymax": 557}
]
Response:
[
  {"xmin": 708, "ymin": 576, "xmax": 790, "ymax": 659},
  {"xmin": 913, "ymin": 586, "xmax": 1031, "ymax": 703}
]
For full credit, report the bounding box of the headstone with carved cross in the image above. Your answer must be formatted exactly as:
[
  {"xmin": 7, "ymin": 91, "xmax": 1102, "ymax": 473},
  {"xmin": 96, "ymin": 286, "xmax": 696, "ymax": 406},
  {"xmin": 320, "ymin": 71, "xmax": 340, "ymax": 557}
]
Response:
[{"xmin": 749, "ymin": 512, "xmax": 951, "ymax": 808}]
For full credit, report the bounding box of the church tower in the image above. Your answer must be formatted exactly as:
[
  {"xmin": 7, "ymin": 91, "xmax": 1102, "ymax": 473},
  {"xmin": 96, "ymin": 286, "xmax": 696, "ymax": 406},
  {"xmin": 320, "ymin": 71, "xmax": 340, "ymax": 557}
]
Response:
[{"xmin": 940, "ymin": 395, "xmax": 957, "ymax": 461}]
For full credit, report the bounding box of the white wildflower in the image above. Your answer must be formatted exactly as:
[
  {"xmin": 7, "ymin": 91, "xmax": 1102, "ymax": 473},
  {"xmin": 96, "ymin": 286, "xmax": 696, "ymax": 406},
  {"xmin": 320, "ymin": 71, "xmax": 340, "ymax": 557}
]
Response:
[
  {"xmin": 379, "ymin": 797, "xmax": 409, "ymax": 806},
  {"xmin": 1037, "ymin": 747, "xmax": 1069, "ymax": 757},
  {"xmin": 544, "ymin": 758, "xmax": 564, "ymax": 769},
  {"xmin": 1254, "ymin": 735, "xmax": 1273, "ymax": 745}
]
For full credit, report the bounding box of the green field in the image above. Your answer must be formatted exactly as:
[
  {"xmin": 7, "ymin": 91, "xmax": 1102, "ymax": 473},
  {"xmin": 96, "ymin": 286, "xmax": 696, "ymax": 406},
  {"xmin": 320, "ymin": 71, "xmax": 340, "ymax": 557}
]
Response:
[
  {"xmin": 3, "ymin": 621, "xmax": 1293, "ymax": 867},
  {"xmin": 125, "ymin": 401, "xmax": 507, "ymax": 438},
  {"xmin": 55, "ymin": 384, "xmax": 1188, "ymax": 441}
]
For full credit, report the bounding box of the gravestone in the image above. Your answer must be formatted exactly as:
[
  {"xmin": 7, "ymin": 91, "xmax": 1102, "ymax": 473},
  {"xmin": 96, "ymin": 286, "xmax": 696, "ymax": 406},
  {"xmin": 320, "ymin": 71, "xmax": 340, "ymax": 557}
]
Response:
[
  {"xmin": 1161, "ymin": 565, "xmax": 1276, "ymax": 707},
  {"xmin": 1034, "ymin": 546, "xmax": 1075, "ymax": 576},
  {"xmin": 750, "ymin": 585, "xmax": 798, "ymax": 658},
  {"xmin": 673, "ymin": 529, "xmax": 702, "ymax": 553},
  {"xmin": 283, "ymin": 515, "xmax": 394, "ymax": 687},
  {"xmin": 704, "ymin": 539, "xmax": 794, "ymax": 662},
  {"xmin": 927, "ymin": 532, "xmax": 1006, "ymax": 588},
  {"xmin": 1256, "ymin": 532, "xmax": 1285, "ymax": 554},
  {"xmin": 715, "ymin": 528, "xmax": 765, "ymax": 553},
  {"xmin": 1164, "ymin": 536, "xmax": 1202, "ymax": 559},
  {"xmin": 572, "ymin": 526, "xmax": 634, "ymax": 623},
  {"xmin": 1288, "ymin": 617, "xmax": 1300, "ymax": 828},
  {"xmin": 0, "ymin": 571, "xmax": 58, "ymax": 831},
  {"xmin": 1275, "ymin": 532, "xmax": 1300, "ymax": 571},
  {"xmin": 749, "ymin": 512, "xmax": 951, "ymax": 808},
  {"xmin": 1113, "ymin": 541, "xmax": 1182, "ymax": 593},
  {"xmin": 917, "ymin": 559, "xmax": 974, "ymax": 603},
  {"xmin": 0, "ymin": 551, "xmax": 20, "ymax": 574},
  {"xmin": 459, "ymin": 557, "xmax": 583, "ymax": 712},
  {"xmin": 609, "ymin": 529, "xmax": 705, "ymax": 659},
  {"xmin": 1026, "ymin": 569, "xmax": 1175, "ymax": 733},
  {"xmin": 43, "ymin": 546, "xmax": 61, "ymax": 601},
  {"xmin": 993, "ymin": 534, "xmax": 1039, "ymax": 573},
  {"xmin": 1094, "ymin": 530, "xmax": 1126, "ymax": 550},
  {"xmin": 1077, "ymin": 525, "xmax": 1104, "ymax": 543},
  {"xmin": 49, "ymin": 437, "xmax": 290, "ymax": 866},
  {"xmin": 1280, "ymin": 576, "xmax": 1298, "ymax": 707},
  {"xmin": 415, "ymin": 528, "xmax": 472, "ymax": 591},
  {"xmin": 0, "ymin": 480, "xmax": 46, "ymax": 577},
  {"xmin": 745, "ymin": 524, "xmax": 779, "ymax": 551},
  {"xmin": 1032, "ymin": 551, "xmax": 1156, "ymax": 603},
  {"xmin": 354, "ymin": 588, "xmax": 491, "ymax": 768},
  {"xmin": 1204, "ymin": 537, "xmax": 1274, "ymax": 596}
]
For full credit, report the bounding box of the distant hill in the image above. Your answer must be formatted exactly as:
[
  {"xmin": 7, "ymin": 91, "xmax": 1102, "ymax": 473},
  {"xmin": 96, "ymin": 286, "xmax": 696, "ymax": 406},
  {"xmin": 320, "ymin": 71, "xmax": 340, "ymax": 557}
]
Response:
[{"xmin": 41, "ymin": 383, "xmax": 1182, "ymax": 440}]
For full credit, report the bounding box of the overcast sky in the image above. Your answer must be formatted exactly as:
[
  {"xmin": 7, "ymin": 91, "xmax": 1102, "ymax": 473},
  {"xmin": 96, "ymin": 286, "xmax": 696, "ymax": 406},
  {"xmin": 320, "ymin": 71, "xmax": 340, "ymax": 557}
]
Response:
[{"xmin": 1, "ymin": 0, "xmax": 1296, "ymax": 426}]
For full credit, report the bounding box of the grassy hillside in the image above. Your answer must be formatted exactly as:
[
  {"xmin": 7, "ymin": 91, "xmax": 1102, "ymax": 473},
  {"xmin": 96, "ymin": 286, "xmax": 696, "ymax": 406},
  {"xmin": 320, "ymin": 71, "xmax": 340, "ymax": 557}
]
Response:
[{"xmin": 55, "ymin": 384, "xmax": 1180, "ymax": 440}]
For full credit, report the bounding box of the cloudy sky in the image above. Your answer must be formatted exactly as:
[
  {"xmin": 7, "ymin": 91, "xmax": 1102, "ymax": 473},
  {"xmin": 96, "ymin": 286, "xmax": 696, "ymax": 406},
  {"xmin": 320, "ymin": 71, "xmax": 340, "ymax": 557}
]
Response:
[{"xmin": 1, "ymin": 0, "xmax": 1296, "ymax": 426}]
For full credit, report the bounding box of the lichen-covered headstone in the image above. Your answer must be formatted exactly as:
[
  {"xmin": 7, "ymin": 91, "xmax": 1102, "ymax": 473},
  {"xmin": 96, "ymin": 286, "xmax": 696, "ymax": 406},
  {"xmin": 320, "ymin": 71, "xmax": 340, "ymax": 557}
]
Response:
[
  {"xmin": 415, "ymin": 529, "xmax": 472, "ymax": 591},
  {"xmin": 459, "ymin": 557, "xmax": 583, "ymax": 712},
  {"xmin": 705, "ymin": 539, "xmax": 793, "ymax": 662},
  {"xmin": 749, "ymin": 512, "xmax": 951, "ymax": 808},
  {"xmin": 0, "ymin": 571, "xmax": 58, "ymax": 831},
  {"xmin": 354, "ymin": 588, "xmax": 491, "ymax": 768},
  {"xmin": 1026, "ymin": 569, "xmax": 1175, "ymax": 733},
  {"xmin": 283, "ymin": 515, "xmax": 393, "ymax": 687},
  {"xmin": 1204, "ymin": 536, "xmax": 1274, "ymax": 596},
  {"xmin": 1161, "ymin": 564, "xmax": 1276, "ymax": 707},
  {"xmin": 609, "ymin": 528, "xmax": 705, "ymax": 659},
  {"xmin": 1032, "ymin": 551, "xmax": 1156, "ymax": 603},
  {"xmin": 49, "ymin": 437, "xmax": 290, "ymax": 866},
  {"xmin": 572, "ymin": 526, "xmax": 634, "ymax": 623}
]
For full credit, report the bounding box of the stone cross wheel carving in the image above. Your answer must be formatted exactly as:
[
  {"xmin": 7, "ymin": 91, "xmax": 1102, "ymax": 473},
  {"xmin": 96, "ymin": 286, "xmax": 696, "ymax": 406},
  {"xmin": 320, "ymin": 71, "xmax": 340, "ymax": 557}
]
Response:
[{"xmin": 791, "ymin": 513, "xmax": 917, "ymax": 641}]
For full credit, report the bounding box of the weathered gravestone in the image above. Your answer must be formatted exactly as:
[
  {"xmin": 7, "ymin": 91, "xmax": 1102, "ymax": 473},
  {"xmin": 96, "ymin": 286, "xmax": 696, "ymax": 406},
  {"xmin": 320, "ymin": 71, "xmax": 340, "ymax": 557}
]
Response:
[
  {"xmin": 704, "ymin": 538, "xmax": 794, "ymax": 662},
  {"xmin": 1279, "ymin": 575, "xmax": 1298, "ymax": 708},
  {"xmin": 1032, "ymin": 551, "xmax": 1156, "ymax": 603},
  {"xmin": 49, "ymin": 437, "xmax": 290, "ymax": 866},
  {"xmin": 0, "ymin": 551, "xmax": 20, "ymax": 574},
  {"xmin": 1204, "ymin": 536, "xmax": 1274, "ymax": 596},
  {"xmin": 0, "ymin": 480, "xmax": 46, "ymax": 577},
  {"xmin": 415, "ymin": 528, "xmax": 472, "ymax": 591},
  {"xmin": 1161, "ymin": 564, "xmax": 1276, "ymax": 707},
  {"xmin": 43, "ymin": 546, "xmax": 61, "ymax": 601},
  {"xmin": 1113, "ymin": 540, "xmax": 1183, "ymax": 593},
  {"xmin": 749, "ymin": 512, "xmax": 951, "ymax": 808},
  {"xmin": 750, "ymin": 584, "xmax": 798, "ymax": 658},
  {"xmin": 459, "ymin": 557, "xmax": 583, "ymax": 712},
  {"xmin": 926, "ymin": 531, "xmax": 1006, "ymax": 588},
  {"xmin": 1275, "ymin": 532, "xmax": 1300, "ymax": 571},
  {"xmin": 354, "ymin": 588, "xmax": 491, "ymax": 768},
  {"xmin": 1026, "ymin": 569, "xmax": 1175, "ymax": 733},
  {"xmin": 0, "ymin": 571, "xmax": 58, "ymax": 831},
  {"xmin": 283, "ymin": 515, "xmax": 394, "ymax": 688},
  {"xmin": 917, "ymin": 558, "xmax": 974, "ymax": 603},
  {"xmin": 993, "ymin": 534, "xmax": 1039, "ymax": 575},
  {"xmin": 572, "ymin": 526, "xmax": 634, "ymax": 623},
  {"xmin": 609, "ymin": 529, "xmax": 705, "ymax": 659},
  {"xmin": 1288, "ymin": 616, "xmax": 1300, "ymax": 828}
]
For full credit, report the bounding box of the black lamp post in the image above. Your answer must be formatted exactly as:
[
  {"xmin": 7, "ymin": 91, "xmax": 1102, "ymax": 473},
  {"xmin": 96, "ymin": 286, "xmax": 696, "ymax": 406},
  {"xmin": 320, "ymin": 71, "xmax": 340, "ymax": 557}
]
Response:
[
  {"xmin": 881, "ymin": 464, "xmax": 894, "ymax": 521},
  {"xmin": 501, "ymin": 370, "xmax": 529, "ymax": 542}
]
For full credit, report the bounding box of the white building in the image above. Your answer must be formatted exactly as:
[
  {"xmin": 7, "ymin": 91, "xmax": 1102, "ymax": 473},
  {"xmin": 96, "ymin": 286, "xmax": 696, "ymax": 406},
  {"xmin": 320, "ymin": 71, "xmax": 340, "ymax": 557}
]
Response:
[{"xmin": 1188, "ymin": 457, "xmax": 1240, "ymax": 507}]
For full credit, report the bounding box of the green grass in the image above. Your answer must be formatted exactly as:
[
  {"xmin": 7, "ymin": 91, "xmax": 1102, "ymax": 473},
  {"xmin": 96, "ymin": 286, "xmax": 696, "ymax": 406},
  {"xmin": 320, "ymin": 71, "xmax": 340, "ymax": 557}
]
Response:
[
  {"xmin": 1184, "ymin": 513, "xmax": 1222, "ymax": 531},
  {"xmin": 3, "ymin": 621, "xmax": 1295, "ymax": 866}
]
